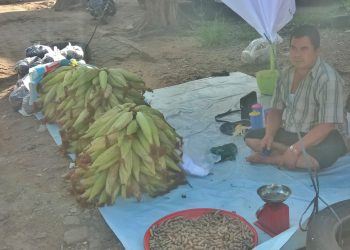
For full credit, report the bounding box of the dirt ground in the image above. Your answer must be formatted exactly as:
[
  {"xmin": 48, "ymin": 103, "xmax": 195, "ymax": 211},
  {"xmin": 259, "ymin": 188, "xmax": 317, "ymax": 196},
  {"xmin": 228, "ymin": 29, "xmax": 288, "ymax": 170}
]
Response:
[{"xmin": 1, "ymin": 1, "xmax": 350, "ymax": 249}]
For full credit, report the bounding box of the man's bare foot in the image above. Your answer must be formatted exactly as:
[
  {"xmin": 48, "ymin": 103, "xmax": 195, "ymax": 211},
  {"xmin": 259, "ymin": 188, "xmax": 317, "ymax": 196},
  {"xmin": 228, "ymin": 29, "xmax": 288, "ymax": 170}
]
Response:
[{"xmin": 246, "ymin": 152, "xmax": 283, "ymax": 166}]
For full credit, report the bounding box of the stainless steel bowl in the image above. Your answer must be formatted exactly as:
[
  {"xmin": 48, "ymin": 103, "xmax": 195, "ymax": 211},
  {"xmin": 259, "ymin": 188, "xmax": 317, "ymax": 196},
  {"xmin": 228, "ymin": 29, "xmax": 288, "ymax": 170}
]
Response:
[{"xmin": 257, "ymin": 184, "xmax": 291, "ymax": 204}]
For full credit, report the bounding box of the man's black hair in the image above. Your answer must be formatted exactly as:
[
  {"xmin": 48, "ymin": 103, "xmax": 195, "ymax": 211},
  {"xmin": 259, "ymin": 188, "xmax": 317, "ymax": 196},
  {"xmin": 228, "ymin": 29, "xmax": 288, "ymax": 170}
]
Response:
[{"xmin": 290, "ymin": 25, "xmax": 320, "ymax": 49}]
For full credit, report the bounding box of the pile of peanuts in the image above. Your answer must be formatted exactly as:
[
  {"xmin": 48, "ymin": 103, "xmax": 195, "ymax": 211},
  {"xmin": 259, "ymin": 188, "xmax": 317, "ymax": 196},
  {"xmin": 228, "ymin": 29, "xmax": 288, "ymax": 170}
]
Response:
[{"xmin": 149, "ymin": 210, "xmax": 255, "ymax": 250}]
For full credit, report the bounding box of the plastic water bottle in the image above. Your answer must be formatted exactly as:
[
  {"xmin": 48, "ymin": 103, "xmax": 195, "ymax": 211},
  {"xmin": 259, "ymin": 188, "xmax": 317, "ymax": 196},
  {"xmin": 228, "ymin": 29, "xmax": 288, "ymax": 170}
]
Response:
[
  {"xmin": 249, "ymin": 111, "xmax": 263, "ymax": 129},
  {"xmin": 251, "ymin": 103, "xmax": 264, "ymax": 128}
]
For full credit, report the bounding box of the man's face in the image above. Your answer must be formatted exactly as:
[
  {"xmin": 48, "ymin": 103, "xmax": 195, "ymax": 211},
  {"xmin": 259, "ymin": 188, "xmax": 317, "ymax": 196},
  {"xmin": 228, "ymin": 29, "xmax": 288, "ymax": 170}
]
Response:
[{"xmin": 289, "ymin": 36, "xmax": 319, "ymax": 70}]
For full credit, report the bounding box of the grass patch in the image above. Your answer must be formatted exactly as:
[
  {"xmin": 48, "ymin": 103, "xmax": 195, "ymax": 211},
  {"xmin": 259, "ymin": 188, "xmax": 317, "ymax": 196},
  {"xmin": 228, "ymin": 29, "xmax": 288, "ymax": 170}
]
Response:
[
  {"xmin": 196, "ymin": 19, "xmax": 231, "ymax": 47},
  {"xmin": 196, "ymin": 19, "xmax": 259, "ymax": 47},
  {"xmin": 291, "ymin": 2, "xmax": 348, "ymax": 26},
  {"xmin": 232, "ymin": 22, "xmax": 259, "ymax": 41}
]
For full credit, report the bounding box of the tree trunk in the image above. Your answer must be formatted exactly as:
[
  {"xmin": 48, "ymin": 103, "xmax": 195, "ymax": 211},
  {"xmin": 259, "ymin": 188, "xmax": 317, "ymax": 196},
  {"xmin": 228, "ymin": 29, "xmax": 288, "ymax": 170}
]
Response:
[
  {"xmin": 144, "ymin": 0, "xmax": 178, "ymax": 28},
  {"xmin": 54, "ymin": 0, "xmax": 86, "ymax": 11}
]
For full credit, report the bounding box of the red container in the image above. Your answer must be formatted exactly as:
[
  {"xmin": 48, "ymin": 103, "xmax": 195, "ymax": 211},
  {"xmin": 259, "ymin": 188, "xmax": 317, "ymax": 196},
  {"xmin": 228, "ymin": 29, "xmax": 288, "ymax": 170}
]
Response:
[
  {"xmin": 255, "ymin": 203, "xmax": 290, "ymax": 236},
  {"xmin": 144, "ymin": 208, "xmax": 258, "ymax": 250}
]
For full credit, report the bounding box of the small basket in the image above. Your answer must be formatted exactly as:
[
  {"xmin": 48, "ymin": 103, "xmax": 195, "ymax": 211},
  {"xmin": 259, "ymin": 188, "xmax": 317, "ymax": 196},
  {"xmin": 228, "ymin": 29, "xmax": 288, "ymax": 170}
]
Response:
[{"xmin": 256, "ymin": 69, "xmax": 278, "ymax": 96}]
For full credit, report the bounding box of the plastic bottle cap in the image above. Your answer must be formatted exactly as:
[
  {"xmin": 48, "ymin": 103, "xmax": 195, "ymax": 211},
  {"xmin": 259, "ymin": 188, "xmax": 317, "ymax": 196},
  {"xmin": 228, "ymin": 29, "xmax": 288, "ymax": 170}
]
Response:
[
  {"xmin": 252, "ymin": 103, "xmax": 263, "ymax": 109},
  {"xmin": 249, "ymin": 111, "xmax": 261, "ymax": 116}
]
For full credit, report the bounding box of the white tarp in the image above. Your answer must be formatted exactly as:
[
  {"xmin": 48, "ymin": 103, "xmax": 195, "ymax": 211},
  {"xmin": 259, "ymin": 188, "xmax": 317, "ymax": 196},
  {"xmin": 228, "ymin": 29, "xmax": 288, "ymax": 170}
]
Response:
[{"xmin": 222, "ymin": 0, "xmax": 296, "ymax": 42}]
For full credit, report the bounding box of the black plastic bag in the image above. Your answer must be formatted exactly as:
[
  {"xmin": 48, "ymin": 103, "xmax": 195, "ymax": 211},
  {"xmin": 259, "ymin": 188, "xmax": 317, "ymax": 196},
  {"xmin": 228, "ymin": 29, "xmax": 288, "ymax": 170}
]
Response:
[
  {"xmin": 25, "ymin": 45, "xmax": 51, "ymax": 58},
  {"xmin": 210, "ymin": 143, "xmax": 238, "ymax": 163},
  {"xmin": 9, "ymin": 84, "xmax": 29, "ymax": 111}
]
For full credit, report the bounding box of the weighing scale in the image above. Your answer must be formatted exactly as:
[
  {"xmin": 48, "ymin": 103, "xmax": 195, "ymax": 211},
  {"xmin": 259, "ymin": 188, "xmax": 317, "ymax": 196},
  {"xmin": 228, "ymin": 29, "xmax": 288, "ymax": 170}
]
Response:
[{"xmin": 255, "ymin": 184, "xmax": 292, "ymax": 236}]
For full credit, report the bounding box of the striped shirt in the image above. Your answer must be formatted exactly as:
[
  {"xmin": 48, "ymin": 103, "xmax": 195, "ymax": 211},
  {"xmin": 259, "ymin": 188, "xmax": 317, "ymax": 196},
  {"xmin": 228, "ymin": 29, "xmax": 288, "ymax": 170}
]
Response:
[{"xmin": 271, "ymin": 57, "xmax": 349, "ymax": 136}]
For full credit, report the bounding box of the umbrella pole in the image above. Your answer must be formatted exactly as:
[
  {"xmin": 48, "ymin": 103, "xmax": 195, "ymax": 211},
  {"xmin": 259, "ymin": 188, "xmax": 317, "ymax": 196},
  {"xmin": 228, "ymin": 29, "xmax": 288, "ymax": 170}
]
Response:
[{"xmin": 270, "ymin": 43, "xmax": 276, "ymax": 71}]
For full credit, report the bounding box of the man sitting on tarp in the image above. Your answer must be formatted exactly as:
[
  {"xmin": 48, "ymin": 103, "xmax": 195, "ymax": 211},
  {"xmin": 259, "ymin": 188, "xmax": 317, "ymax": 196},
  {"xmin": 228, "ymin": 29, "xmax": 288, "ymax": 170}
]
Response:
[{"xmin": 244, "ymin": 25, "xmax": 349, "ymax": 170}]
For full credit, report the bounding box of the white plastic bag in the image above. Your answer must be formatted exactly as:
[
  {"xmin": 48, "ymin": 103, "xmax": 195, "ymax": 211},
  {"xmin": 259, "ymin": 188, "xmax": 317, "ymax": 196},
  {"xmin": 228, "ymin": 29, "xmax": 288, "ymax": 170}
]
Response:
[
  {"xmin": 241, "ymin": 36, "xmax": 283, "ymax": 64},
  {"xmin": 241, "ymin": 38, "xmax": 270, "ymax": 64}
]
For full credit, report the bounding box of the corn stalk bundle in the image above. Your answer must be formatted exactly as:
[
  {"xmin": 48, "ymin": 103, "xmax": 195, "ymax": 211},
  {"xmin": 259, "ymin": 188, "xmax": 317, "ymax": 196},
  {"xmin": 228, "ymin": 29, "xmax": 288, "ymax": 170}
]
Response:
[
  {"xmin": 36, "ymin": 64, "xmax": 149, "ymax": 154},
  {"xmin": 69, "ymin": 103, "xmax": 187, "ymax": 206}
]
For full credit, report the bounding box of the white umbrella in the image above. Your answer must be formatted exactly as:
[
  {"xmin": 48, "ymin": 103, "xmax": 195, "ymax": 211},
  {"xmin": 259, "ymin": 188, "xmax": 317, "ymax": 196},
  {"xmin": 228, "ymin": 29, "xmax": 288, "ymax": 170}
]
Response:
[
  {"xmin": 222, "ymin": 0, "xmax": 296, "ymax": 95},
  {"xmin": 222, "ymin": 0, "xmax": 296, "ymax": 43}
]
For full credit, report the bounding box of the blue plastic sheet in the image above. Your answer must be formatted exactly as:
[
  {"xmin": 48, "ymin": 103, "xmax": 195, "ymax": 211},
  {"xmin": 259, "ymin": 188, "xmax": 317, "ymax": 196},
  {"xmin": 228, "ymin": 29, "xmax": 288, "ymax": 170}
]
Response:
[
  {"xmin": 96, "ymin": 73, "xmax": 350, "ymax": 250},
  {"xmin": 38, "ymin": 72, "xmax": 350, "ymax": 249}
]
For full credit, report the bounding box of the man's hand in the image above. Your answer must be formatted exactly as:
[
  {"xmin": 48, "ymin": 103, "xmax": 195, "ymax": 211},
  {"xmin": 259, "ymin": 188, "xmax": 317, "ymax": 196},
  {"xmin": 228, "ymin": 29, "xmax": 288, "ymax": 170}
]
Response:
[
  {"xmin": 282, "ymin": 145, "xmax": 299, "ymax": 168},
  {"xmin": 260, "ymin": 134, "xmax": 274, "ymax": 152}
]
